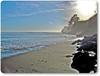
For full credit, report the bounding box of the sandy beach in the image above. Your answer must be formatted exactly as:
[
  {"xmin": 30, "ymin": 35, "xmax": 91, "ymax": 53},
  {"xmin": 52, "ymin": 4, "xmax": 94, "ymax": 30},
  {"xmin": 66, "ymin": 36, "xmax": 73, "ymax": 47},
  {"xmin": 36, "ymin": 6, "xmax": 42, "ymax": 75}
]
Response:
[{"xmin": 1, "ymin": 40, "xmax": 78, "ymax": 73}]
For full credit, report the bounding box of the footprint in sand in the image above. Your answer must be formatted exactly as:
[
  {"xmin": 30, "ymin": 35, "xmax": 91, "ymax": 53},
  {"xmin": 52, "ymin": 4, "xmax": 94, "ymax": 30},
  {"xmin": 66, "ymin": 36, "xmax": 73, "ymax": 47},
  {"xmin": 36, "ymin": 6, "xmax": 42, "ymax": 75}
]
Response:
[
  {"xmin": 20, "ymin": 70, "xmax": 24, "ymax": 72},
  {"xmin": 64, "ymin": 69, "xmax": 67, "ymax": 71},
  {"xmin": 15, "ymin": 69, "xmax": 18, "ymax": 72},
  {"xmin": 16, "ymin": 69, "xmax": 24, "ymax": 72},
  {"xmin": 44, "ymin": 61, "xmax": 47, "ymax": 63},
  {"xmin": 15, "ymin": 67, "xmax": 25, "ymax": 72},
  {"xmin": 31, "ymin": 64, "xmax": 34, "ymax": 66},
  {"xmin": 40, "ymin": 60, "xmax": 47, "ymax": 63},
  {"xmin": 41, "ymin": 60, "xmax": 44, "ymax": 62},
  {"xmin": 32, "ymin": 69, "xmax": 38, "ymax": 72}
]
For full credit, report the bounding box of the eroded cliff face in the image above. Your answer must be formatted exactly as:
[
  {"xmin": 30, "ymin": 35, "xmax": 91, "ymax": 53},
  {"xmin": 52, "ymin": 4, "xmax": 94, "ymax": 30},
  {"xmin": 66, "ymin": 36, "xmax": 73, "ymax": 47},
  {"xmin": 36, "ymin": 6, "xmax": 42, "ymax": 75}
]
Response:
[
  {"xmin": 62, "ymin": 14, "xmax": 97, "ymax": 36},
  {"xmin": 61, "ymin": 26, "xmax": 71, "ymax": 33}
]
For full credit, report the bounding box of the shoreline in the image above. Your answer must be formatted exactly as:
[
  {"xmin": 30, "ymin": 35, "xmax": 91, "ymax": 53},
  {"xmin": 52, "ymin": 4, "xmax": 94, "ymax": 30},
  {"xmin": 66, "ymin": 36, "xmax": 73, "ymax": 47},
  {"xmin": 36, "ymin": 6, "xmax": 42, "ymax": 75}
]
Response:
[
  {"xmin": 1, "ymin": 40, "xmax": 78, "ymax": 73},
  {"xmin": 1, "ymin": 41, "xmax": 65, "ymax": 60}
]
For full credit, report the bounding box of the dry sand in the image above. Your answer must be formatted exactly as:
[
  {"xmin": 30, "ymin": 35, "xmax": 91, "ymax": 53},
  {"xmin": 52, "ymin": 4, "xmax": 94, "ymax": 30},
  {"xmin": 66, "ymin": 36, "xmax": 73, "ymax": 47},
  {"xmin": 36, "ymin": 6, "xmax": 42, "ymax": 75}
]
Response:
[{"xmin": 1, "ymin": 40, "xmax": 78, "ymax": 73}]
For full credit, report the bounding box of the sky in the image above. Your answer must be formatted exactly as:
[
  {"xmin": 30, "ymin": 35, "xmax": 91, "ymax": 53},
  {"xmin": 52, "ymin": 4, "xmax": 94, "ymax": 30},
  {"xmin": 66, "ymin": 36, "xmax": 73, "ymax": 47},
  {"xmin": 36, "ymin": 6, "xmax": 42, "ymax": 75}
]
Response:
[
  {"xmin": 1, "ymin": 1, "xmax": 76, "ymax": 32},
  {"xmin": 1, "ymin": 1, "xmax": 97, "ymax": 32}
]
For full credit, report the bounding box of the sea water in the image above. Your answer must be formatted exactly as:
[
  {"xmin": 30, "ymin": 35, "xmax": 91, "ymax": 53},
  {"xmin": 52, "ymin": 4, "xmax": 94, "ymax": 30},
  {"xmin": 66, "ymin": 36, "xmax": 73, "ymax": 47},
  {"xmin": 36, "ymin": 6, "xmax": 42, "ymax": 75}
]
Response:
[{"xmin": 1, "ymin": 32, "xmax": 75, "ymax": 59}]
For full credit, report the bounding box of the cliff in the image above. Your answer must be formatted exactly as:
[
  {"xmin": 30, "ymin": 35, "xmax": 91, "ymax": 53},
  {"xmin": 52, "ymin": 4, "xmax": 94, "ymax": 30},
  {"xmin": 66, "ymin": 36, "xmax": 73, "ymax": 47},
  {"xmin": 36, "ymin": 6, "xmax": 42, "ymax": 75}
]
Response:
[{"xmin": 62, "ymin": 14, "xmax": 97, "ymax": 36}]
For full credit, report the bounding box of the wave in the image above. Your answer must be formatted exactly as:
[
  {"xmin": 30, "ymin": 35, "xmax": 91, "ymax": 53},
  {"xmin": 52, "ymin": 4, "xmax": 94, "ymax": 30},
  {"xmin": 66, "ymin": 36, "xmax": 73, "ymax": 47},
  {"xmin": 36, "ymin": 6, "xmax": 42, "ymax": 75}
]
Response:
[{"xmin": 1, "ymin": 32, "xmax": 75, "ymax": 59}]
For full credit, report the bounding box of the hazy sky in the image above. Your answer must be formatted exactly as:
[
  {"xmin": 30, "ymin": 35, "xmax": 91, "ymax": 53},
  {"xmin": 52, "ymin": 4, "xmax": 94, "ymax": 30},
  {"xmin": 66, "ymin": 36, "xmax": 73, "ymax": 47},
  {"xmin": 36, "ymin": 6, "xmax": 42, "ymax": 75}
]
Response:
[
  {"xmin": 1, "ymin": 1, "xmax": 97, "ymax": 32},
  {"xmin": 1, "ymin": 1, "xmax": 76, "ymax": 32}
]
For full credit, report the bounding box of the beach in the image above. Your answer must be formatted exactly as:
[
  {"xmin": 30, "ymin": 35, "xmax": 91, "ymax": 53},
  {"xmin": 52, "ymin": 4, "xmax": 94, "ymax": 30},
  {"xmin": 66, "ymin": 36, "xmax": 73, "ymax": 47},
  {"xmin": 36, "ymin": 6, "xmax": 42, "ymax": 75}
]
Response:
[
  {"xmin": 1, "ymin": 1, "xmax": 97, "ymax": 73},
  {"xmin": 1, "ymin": 40, "xmax": 78, "ymax": 73}
]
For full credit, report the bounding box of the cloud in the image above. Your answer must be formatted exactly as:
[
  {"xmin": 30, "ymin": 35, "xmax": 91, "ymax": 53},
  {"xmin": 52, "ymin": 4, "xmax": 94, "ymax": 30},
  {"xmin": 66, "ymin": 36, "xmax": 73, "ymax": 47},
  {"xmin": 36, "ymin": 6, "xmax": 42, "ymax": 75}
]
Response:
[
  {"xmin": 48, "ymin": 21, "xmax": 54, "ymax": 25},
  {"xmin": 9, "ymin": 8, "xmax": 65, "ymax": 17}
]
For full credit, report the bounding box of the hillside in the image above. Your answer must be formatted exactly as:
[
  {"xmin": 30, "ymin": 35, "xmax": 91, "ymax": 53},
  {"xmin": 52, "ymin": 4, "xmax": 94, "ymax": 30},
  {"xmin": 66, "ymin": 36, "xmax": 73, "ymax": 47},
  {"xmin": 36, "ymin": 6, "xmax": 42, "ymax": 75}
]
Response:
[{"xmin": 62, "ymin": 14, "xmax": 97, "ymax": 36}]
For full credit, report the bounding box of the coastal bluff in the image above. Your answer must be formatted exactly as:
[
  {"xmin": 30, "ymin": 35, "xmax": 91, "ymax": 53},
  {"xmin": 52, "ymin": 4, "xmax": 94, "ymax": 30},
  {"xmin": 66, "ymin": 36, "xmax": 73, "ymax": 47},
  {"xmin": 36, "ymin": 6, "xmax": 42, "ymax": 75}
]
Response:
[{"xmin": 61, "ymin": 14, "xmax": 97, "ymax": 36}]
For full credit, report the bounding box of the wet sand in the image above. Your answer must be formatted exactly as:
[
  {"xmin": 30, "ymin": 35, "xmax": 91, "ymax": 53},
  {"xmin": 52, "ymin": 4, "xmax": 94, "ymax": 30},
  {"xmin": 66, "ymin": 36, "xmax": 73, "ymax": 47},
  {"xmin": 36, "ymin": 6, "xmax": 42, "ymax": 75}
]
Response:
[{"xmin": 1, "ymin": 41, "xmax": 78, "ymax": 73}]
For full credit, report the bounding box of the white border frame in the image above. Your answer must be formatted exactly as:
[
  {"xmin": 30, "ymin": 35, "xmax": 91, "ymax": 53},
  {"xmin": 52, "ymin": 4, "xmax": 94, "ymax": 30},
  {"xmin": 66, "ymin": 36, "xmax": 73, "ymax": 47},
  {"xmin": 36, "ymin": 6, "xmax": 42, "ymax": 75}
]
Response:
[{"xmin": 0, "ymin": 0, "xmax": 100, "ymax": 76}]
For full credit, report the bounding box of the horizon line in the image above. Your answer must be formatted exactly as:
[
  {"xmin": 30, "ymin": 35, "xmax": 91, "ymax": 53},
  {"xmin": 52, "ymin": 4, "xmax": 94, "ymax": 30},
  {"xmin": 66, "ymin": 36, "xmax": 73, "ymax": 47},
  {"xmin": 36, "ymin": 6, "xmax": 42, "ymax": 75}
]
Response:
[{"xmin": 1, "ymin": 31, "xmax": 61, "ymax": 33}]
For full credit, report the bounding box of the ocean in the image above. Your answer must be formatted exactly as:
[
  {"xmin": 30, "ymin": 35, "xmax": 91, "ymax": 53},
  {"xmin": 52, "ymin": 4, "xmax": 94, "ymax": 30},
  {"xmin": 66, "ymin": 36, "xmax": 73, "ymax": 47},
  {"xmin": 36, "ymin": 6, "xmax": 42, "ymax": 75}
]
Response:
[{"xmin": 1, "ymin": 32, "xmax": 75, "ymax": 59}]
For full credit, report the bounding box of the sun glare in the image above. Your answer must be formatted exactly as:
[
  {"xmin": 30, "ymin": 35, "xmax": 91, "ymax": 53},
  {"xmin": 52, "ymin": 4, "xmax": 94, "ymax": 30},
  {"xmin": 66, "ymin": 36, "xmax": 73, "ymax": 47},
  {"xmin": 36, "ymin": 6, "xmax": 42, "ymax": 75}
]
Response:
[{"xmin": 76, "ymin": 0, "xmax": 97, "ymax": 20}]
